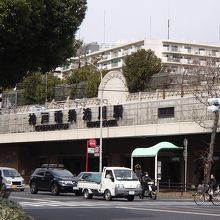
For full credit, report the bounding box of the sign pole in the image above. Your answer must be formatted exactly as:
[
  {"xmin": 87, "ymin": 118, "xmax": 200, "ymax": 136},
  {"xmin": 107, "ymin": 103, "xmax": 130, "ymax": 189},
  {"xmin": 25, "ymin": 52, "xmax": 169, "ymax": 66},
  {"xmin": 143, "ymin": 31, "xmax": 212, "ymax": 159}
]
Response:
[
  {"xmin": 183, "ymin": 138, "xmax": 188, "ymax": 193},
  {"xmin": 86, "ymin": 140, "xmax": 88, "ymax": 172}
]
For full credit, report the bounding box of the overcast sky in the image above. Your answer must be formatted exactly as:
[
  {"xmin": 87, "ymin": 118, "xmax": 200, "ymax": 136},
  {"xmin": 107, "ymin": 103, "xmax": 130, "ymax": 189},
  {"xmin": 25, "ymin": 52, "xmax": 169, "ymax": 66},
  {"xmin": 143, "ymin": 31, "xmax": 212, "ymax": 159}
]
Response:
[{"xmin": 77, "ymin": 0, "xmax": 220, "ymax": 46}]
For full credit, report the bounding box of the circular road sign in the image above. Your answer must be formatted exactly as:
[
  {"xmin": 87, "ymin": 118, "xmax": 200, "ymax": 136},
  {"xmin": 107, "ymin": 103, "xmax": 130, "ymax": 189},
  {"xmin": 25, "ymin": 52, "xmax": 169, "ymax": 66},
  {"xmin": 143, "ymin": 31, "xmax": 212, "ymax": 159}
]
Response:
[{"xmin": 88, "ymin": 139, "xmax": 97, "ymax": 148}]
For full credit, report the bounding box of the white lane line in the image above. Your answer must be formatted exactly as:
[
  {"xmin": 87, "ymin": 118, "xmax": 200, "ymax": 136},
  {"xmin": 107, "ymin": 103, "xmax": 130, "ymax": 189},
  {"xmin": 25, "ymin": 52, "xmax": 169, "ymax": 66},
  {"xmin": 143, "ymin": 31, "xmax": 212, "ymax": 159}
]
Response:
[{"xmin": 118, "ymin": 206, "xmax": 220, "ymax": 217}]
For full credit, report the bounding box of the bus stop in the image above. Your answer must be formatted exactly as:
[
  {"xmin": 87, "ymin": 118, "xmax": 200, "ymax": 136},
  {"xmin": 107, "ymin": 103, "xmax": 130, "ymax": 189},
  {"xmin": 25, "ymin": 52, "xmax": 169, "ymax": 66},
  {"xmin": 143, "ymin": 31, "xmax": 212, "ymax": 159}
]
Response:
[{"xmin": 131, "ymin": 142, "xmax": 183, "ymax": 186}]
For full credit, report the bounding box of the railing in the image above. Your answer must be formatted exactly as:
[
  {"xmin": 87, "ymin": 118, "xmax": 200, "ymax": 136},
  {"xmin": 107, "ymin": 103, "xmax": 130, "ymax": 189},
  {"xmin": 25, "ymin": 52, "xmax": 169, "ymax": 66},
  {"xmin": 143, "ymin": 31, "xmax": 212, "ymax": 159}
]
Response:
[{"xmin": 158, "ymin": 181, "xmax": 196, "ymax": 192}]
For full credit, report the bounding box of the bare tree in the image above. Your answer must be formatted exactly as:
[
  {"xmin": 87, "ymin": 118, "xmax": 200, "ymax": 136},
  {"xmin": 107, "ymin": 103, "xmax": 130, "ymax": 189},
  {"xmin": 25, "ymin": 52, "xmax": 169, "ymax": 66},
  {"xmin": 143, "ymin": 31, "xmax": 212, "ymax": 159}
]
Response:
[{"xmin": 189, "ymin": 66, "xmax": 220, "ymax": 183}]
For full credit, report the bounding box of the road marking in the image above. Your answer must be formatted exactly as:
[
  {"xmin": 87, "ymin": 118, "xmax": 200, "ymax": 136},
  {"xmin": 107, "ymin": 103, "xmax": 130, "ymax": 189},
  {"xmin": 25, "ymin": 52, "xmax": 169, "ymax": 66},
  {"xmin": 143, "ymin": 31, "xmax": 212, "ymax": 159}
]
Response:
[{"xmin": 118, "ymin": 206, "xmax": 220, "ymax": 217}]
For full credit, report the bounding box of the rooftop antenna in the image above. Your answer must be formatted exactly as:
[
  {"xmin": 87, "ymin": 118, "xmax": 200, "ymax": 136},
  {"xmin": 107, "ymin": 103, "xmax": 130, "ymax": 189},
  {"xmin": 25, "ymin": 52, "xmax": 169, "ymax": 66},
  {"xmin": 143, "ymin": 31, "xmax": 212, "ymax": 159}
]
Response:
[
  {"xmin": 219, "ymin": 25, "xmax": 220, "ymax": 43},
  {"xmin": 167, "ymin": 0, "xmax": 170, "ymax": 40},
  {"xmin": 103, "ymin": 10, "xmax": 106, "ymax": 47}
]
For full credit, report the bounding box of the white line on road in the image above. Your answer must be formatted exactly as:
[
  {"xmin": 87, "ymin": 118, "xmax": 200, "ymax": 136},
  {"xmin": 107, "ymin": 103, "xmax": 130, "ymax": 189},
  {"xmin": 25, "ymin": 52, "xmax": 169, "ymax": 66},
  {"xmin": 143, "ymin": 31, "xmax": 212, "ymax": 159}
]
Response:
[{"xmin": 118, "ymin": 206, "xmax": 220, "ymax": 217}]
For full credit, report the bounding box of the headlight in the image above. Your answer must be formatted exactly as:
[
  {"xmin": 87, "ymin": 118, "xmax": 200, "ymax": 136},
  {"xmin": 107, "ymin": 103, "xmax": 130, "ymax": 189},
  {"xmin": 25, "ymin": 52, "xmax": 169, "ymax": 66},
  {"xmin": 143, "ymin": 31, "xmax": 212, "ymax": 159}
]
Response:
[
  {"xmin": 115, "ymin": 184, "xmax": 124, "ymax": 189},
  {"xmin": 6, "ymin": 180, "xmax": 11, "ymax": 184},
  {"xmin": 137, "ymin": 184, "xmax": 141, "ymax": 188},
  {"xmin": 22, "ymin": 180, "xmax": 25, "ymax": 185}
]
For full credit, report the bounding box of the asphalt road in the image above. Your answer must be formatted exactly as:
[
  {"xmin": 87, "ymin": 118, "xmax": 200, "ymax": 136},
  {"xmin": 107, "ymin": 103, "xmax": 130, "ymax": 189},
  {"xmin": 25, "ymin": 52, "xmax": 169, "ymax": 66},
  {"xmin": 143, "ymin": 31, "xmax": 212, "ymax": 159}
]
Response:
[{"xmin": 10, "ymin": 190, "xmax": 220, "ymax": 220}]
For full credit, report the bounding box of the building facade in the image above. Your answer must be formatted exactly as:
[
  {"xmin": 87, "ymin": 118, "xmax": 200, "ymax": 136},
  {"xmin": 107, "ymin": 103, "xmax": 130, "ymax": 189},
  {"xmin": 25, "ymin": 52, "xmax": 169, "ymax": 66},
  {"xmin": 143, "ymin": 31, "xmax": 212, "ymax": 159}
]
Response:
[{"xmin": 69, "ymin": 38, "xmax": 220, "ymax": 74}]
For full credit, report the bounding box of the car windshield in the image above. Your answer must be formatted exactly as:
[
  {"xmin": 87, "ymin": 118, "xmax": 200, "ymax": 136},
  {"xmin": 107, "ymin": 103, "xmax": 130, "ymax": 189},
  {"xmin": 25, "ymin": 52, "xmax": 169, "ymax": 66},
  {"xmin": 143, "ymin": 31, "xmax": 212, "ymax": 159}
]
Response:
[
  {"xmin": 52, "ymin": 169, "xmax": 73, "ymax": 177},
  {"xmin": 83, "ymin": 173, "xmax": 101, "ymax": 184},
  {"xmin": 113, "ymin": 169, "xmax": 138, "ymax": 181},
  {"xmin": 3, "ymin": 169, "xmax": 21, "ymax": 177}
]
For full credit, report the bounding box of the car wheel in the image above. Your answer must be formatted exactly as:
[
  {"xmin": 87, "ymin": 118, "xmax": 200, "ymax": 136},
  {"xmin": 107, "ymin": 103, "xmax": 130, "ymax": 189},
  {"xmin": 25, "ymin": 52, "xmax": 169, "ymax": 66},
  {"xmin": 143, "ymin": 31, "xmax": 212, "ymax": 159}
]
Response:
[
  {"xmin": 127, "ymin": 195, "xmax": 134, "ymax": 201},
  {"xmin": 104, "ymin": 189, "xmax": 112, "ymax": 201},
  {"xmin": 1, "ymin": 184, "xmax": 7, "ymax": 191},
  {"xmin": 83, "ymin": 189, "xmax": 93, "ymax": 199},
  {"xmin": 75, "ymin": 190, "xmax": 82, "ymax": 196},
  {"xmin": 30, "ymin": 182, "xmax": 38, "ymax": 194},
  {"xmin": 51, "ymin": 183, "xmax": 60, "ymax": 196}
]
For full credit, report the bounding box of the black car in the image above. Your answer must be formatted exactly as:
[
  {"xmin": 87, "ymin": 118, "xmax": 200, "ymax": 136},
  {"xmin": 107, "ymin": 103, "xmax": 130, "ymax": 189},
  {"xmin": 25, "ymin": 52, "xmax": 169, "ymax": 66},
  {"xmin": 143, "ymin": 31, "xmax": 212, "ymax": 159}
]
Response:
[{"xmin": 29, "ymin": 164, "xmax": 77, "ymax": 196}]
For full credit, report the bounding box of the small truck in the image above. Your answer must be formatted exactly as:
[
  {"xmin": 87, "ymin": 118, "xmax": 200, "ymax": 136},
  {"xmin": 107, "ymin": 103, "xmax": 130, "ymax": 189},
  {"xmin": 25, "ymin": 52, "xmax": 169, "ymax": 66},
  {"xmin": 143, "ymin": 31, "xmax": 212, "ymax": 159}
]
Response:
[{"xmin": 77, "ymin": 167, "xmax": 142, "ymax": 201}]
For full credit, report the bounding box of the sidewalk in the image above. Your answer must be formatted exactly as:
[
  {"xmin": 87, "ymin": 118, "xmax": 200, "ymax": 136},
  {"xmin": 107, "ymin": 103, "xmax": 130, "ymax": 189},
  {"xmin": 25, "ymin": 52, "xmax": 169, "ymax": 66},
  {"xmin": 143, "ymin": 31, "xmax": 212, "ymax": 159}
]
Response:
[{"xmin": 157, "ymin": 191, "xmax": 194, "ymax": 199}]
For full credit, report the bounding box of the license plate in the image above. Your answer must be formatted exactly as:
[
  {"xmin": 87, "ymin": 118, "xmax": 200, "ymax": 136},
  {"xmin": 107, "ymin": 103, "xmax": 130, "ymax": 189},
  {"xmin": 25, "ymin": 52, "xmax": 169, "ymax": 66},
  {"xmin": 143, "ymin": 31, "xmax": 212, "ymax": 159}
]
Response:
[
  {"xmin": 129, "ymin": 191, "xmax": 135, "ymax": 195},
  {"xmin": 12, "ymin": 185, "xmax": 17, "ymax": 189}
]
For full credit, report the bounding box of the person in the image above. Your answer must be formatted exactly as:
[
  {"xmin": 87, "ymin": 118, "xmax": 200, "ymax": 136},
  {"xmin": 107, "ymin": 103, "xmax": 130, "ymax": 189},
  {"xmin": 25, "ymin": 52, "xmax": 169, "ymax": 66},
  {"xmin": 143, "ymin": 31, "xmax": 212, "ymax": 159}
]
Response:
[
  {"xmin": 135, "ymin": 164, "xmax": 143, "ymax": 183},
  {"xmin": 208, "ymin": 174, "xmax": 218, "ymax": 201},
  {"xmin": 140, "ymin": 172, "xmax": 153, "ymax": 198}
]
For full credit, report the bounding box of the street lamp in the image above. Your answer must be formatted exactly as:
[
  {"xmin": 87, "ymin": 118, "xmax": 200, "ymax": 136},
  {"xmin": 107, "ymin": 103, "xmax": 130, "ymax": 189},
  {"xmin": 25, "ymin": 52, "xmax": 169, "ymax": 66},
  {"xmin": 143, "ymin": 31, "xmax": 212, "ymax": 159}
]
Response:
[
  {"xmin": 69, "ymin": 59, "xmax": 103, "ymax": 172},
  {"xmin": 88, "ymin": 62, "xmax": 103, "ymax": 172}
]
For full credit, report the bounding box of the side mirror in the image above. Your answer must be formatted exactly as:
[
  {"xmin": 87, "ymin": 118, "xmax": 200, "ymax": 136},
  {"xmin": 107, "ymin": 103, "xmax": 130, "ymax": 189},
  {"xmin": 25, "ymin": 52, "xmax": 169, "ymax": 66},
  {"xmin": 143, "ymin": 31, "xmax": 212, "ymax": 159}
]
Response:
[{"xmin": 110, "ymin": 177, "xmax": 114, "ymax": 182}]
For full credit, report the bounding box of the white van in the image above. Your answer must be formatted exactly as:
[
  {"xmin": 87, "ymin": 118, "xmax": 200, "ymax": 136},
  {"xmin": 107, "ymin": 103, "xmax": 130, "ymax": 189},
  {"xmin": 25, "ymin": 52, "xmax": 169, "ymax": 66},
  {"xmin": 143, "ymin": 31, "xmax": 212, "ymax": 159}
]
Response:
[{"xmin": 0, "ymin": 167, "xmax": 25, "ymax": 191}]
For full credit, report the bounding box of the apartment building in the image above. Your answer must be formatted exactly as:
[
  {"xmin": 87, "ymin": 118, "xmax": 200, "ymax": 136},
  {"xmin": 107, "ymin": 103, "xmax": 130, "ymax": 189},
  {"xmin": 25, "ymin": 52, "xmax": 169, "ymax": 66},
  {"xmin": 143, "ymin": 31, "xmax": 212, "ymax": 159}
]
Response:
[{"xmin": 68, "ymin": 38, "xmax": 220, "ymax": 73}]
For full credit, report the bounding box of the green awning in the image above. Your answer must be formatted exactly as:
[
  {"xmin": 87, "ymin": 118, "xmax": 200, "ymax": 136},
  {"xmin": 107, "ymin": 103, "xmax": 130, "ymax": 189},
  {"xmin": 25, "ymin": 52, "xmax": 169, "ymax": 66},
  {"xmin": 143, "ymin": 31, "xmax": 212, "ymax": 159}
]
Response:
[{"xmin": 131, "ymin": 141, "xmax": 182, "ymax": 158}]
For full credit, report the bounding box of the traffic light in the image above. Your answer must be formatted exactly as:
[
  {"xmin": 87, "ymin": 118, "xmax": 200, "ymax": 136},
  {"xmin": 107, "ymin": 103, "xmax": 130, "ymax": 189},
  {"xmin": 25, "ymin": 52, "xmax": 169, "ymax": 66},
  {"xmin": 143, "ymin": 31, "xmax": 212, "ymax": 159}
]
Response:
[
  {"xmin": 83, "ymin": 108, "xmax": 92, "ymax": 121},
  {"xmin": 68, "ymin": 109, "xmax": 77, "ymax": 122},
  {"xmin": 54, "ymin": 111, "xmax": 63, "ymax": 124},
  {"xmin": 207, "ymin": 98, "xmax": 220, "ymax": 113}
]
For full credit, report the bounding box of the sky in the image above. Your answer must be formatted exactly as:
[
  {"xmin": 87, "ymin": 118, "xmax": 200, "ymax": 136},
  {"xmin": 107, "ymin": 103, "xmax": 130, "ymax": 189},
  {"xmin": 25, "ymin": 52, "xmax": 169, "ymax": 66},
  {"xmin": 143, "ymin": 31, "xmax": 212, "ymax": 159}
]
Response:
[{"xmin": 77, "ymin": 0, "xmax": 220, "ymax": 46}]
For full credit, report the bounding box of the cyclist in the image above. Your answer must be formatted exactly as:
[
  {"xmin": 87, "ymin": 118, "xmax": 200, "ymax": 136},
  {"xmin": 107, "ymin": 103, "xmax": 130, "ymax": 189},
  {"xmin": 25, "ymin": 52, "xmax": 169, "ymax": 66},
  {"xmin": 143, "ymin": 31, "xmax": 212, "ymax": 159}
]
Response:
[{"xmin": 208, "ymin": 174, "xmax": 218, "ymax": 201}]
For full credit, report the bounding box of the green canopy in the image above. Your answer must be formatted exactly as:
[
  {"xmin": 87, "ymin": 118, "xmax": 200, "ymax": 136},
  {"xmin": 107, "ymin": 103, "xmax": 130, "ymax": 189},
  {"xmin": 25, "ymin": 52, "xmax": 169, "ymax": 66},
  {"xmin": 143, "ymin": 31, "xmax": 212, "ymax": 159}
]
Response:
[{"xmin": 131, "ymin": 141, "xmax": 182, "ymax": 158}]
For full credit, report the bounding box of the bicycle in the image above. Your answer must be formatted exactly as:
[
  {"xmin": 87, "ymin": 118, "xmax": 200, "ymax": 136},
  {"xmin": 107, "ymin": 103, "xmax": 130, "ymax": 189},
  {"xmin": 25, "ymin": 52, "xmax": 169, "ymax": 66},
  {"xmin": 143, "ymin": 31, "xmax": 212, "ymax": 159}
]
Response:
[{"xmin": 193, "ymin": 183, "xmax": 220, "ymax": 206}]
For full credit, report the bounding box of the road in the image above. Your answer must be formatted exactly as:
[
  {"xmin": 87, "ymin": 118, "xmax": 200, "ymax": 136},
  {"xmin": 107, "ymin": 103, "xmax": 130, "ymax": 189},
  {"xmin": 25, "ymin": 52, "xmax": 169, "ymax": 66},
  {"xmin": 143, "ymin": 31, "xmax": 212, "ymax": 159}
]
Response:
[{"xmin": 10, "ymin": 190, "xmax": 220, "ymax": 220}]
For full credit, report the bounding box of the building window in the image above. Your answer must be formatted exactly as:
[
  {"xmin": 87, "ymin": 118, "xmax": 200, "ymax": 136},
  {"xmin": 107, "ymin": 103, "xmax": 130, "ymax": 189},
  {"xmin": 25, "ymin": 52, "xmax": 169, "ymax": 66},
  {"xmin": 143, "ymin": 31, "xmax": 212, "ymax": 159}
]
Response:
[
  {"xmin": 163, "ymin": 44, "xmax": 169, "ymax": 51},
  {"xmin": 158, "ymin": 107, "xmax": 174, "ymax": 118},
  {"xmin": 212, "ymin": 50, "xmax": 219, "ymax": 56},
  {"xmin": 112, "ymin": 51, "xmax": 119, "ymax": 58},
  {"xmin": 111, "ymin": 59, "xmax": 120, "ymax": 67},
  {"xmin": 184, "ymin": 46, "xmax": 191, "ymax": 53},
  {"xmin": 171, "ymin": 45, "xmax": 178, "ymax": 52}
]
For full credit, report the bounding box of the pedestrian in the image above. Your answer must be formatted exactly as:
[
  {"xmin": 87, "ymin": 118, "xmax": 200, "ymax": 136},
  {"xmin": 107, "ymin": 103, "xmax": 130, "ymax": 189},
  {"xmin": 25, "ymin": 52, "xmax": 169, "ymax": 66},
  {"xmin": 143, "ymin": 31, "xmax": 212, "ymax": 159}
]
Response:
[{"xmin": 135, "ymin": 164, "xmax": 143, "ymax": 183}]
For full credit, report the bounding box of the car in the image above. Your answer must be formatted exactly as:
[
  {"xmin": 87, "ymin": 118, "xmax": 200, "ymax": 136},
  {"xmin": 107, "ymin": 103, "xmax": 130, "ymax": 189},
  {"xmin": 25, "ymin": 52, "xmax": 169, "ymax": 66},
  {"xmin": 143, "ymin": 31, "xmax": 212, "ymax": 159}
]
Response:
[
  {"xmin": 29, "ymin": 164, "xmax": 77, "ymax": 196},
  {"xmin": 72, "ymin": 172, "xmax": 101, "ymax": 196},
  {"xmin": 0, "ymin": 167, "xmax": 25, "ymax": 191}
]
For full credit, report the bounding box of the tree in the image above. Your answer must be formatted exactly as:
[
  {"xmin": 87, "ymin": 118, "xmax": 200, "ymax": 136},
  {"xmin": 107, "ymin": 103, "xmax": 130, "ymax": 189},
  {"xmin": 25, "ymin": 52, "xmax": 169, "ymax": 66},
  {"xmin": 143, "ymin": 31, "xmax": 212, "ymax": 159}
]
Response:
[
  {"xmin": 0, "ymin": 0, "xmax": 87, "ymax": 88},
  {"xmin": 190, "ymin": 66, "xmax": 220, "ymax": 184},
  {"xmin": 18, "ymin": 72, "xmax": 61, "ymax": 104},
  {"xmin": 122, "ymin": 49, "xmax": 162, "ymax": 92},
  {"xmin": 66, "ymin": 65, "xmax": 106, "ymax": 99}
]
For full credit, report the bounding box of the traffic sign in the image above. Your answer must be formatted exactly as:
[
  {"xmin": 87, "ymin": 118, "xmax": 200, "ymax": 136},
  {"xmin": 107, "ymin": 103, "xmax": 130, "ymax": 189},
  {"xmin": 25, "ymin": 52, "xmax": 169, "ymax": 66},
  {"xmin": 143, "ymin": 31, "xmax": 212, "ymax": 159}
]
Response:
[
  {"xmin": 94, "ymin": 146, "xmax": 100, "ymax": 157},
  {"xmin": 88, "ymin": 139, "xmax": 97, "ymax": 148}
]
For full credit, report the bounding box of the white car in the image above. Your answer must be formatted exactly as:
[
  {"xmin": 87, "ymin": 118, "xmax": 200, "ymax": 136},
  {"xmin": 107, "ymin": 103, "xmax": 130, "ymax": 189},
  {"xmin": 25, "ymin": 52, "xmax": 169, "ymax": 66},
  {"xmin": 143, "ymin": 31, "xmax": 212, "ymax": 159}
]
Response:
[{"xmin": 0, "ymin": 167, "xmax": 25, "ymax": 191}]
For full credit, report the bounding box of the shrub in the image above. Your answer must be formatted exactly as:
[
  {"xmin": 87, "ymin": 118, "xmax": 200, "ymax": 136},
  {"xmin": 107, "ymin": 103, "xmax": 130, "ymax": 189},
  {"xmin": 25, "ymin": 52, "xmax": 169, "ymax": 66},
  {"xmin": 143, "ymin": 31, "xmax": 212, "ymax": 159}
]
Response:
[{"xmin": 0, "ymin": 198, "xmax": 32, "ymax": 220}]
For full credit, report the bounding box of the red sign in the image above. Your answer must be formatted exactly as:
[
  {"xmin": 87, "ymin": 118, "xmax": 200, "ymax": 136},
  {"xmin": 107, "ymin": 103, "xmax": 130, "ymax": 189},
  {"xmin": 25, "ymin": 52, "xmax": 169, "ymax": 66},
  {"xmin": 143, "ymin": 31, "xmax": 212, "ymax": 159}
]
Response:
[{"xmin": 88, "ymin": 139, "xmax": 97, "ymax": 148}]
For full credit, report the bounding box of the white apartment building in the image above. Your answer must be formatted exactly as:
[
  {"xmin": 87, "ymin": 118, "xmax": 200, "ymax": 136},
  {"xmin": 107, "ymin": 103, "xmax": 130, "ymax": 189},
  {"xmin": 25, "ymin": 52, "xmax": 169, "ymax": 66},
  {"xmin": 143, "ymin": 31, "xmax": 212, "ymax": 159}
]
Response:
[{"xmin": 69, "ymin": 38, "xmax": 220, "ymax": 73}]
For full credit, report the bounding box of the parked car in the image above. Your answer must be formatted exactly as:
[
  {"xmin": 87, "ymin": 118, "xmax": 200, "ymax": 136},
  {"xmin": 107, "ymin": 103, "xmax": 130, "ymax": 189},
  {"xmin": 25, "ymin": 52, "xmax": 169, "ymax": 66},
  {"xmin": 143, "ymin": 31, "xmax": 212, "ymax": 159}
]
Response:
[
  {"xmin": 29, "ymin": 164, "xmax": 77, "ymax": 196},
  {"xmin": 0, "ymin": 167, "xmax": 25, "ymax": 191},
  {"xmin": 73, "ymin": 172, "xmax": 100, "ymax": 196}
]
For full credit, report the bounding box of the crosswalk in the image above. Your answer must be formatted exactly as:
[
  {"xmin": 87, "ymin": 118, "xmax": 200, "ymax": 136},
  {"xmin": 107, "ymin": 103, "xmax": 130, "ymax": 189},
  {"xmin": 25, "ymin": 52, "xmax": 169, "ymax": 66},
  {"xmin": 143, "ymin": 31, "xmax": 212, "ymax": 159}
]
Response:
[
  {"xmin": 20, "ymin": 201, "xmax": 99, "ymax": 208},
  {"xmin": 18, "ymin": 199, "xmax": 195, "ymax": 209}
]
